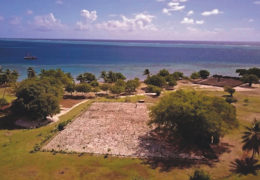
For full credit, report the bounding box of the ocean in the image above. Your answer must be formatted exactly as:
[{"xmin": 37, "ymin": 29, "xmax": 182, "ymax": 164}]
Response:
[{"xmin": 0, "ymin": 38, "xmax": 260, "ymax": 80}]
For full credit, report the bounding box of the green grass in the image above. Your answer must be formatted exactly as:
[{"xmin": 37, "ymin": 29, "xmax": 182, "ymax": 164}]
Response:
[
  {"xmin": 0, "ymin": 87, "xmax": 16, "ymax": 103},
  {"xmin": 0, "ymin": 90, "xmax": 260, "ymax": 180}
]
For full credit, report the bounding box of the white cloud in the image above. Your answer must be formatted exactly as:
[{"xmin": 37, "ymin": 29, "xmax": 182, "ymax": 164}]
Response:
[
  {"xmin": 196, "ymin": 20, "xmax": 204, "ymax": 25},
  {"xmin": 76, "ymin": 10, "xmax": 98, "ymax": 31},
  {"xmin": 9, "ymin": 17, "xmax": 22, "ymax": 25},
  {"xmin": 162, "ymin": 0, "xmax": 186, "ymax": 15},
  {"xmin": 80, "ymin": 10, "xmax": 97, "ymax": 22},
  {"xmin": 181, "ymin": 17, "xmax": 204, "ymax": 25},
  {"xmin": 97, "ymin": 13, "xmax": 157, "ymax": 32},
  {"xmin": 201, "ymin": 9, "xmax": 223, "ymax": 16},
  {"xmin": 27, "ymin": 10, "xmax": 33, "ymax": 15},
  {"xmin": 248, "ymin": 18, "xmax": 254, "ymax": 23},
  {"xmin": 0, "ymin": 16, "xmax": 4, "ymax": 21},
  {"xmin": 253, "ymin": 1, "xmax": 260, "ymax": 5},
  {"xmin": 33, "ymin": 13, "xmax": 64, "ymax": 31},
  {"xmin": 187, "ymin": 10, "xmax": 194, "ymax": 16},
  {"xmin": 56, "ymin": 0, "xmax": 63, "ymax": 5},
  {"xmin": 181, "ymin": 17, "xmax": 194, "ymax": 24}
]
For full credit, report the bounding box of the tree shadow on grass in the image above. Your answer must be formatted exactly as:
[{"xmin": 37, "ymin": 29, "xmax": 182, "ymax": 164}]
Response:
[
  {"xmin": 138, "ymin": 128, "xmax": 233, "ymax": 172},
  {"xmin": 230, "ymin": 158, "xmax": 260, "ymax": 176}
]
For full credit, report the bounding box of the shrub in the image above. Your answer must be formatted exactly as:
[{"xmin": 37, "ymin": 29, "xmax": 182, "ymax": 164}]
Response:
[
  {"xmin": 58, "ymin": 122, "xmax": 67, "ymax": 131},
  {"xmin": 90, "ymin": 80, "xmax": 99, "ymax": 87},
  {"xmin": 110, "ymin": 85, "xmax": 125, "ymax": 95},
  {"xmin": 158, "ymin": 69, "xmax": 170, "ymax": 77},
  {"xmin": 125, "ymin": 79, "xmax": 140, "ymax": 93},
  {"xmin": 150, "ymin": 90, "xmax": 238, "ymax": 147},
  {"xmin": 199, "ymin": 70, "xmax": 210, "ymax": 79},
  {"xmin": 65, "ymin": 83, "xmax": 75, "ymax": 95},
  {"xmin": 76, "ymin": 73, "xmax": 96, "ymax": 83},
  {"xmin": 191, "ymin": 72, "xmax": 200, "ymax": 79},
  {"xmin": 146, "ymin": 85, "xmax": 162, "ymax": 96},
  {"xmin": 225, "ymin": 97, "xmax": 238, "ymax": 104},
  {"xmin": 0, "ymin": 98, "xmax": 8, "ymax": 107},
  {"xmin": 75, "ymin": 83, "xmax": 92, "ymax": 94},
  {"xmin": 100, "ymin": 83, "xmax": 111, "ymax": 91},
  {"xmin": 224, "ymin": 86, "xmax": 236, "ymax": 97},
  {"xmin": 190, "ymin": 170, "xmax": 210, "ymax": 180},
  {"xmin": 144, "ymin": 75, "xmax": 166, "ymax": 88}
]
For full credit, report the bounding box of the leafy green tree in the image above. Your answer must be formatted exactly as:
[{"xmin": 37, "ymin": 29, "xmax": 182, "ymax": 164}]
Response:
[
  {"xmin": 158, "ymin": 69, "xmax": 170, "ymax": 77},
  {"xmin": 190, "ymin": 72, "xmax": 200, "ymax": 79},
  {"xmin": 224, "ymin": 86, "xmax": 236, "ymax": 97},
  {"xmin": 242, "ymin": 74, "xmax": 259, "ymax": 87},
  {"xmin": 110, "ymin": 85, "xmax": 125, "ymax": 95},
  {"xmin": 75, "ymin": 83, "xmax": 91, "ymax": 94},
  {"xmin": 90, "ymin": 80, "xmax": 99, "ymax": 87},
  {"xmin": 236, "ymin": 69, "xmax": 248, "ymax": 76},
  {"xmin": 199, "ymin": 70, "xmax": 210, "ymax": 79},
  {"xmin": 27, "ymin": 67, "xmax": 36, "ymax": 79},
  {"xmin": 145, "ymin": 75, "xmax": 166, "ymax": 88},
  {"xmin": 125, "ymin": 79, "xmax": 140, "ymax": 94},
  {"xmin": 65, "ymin": 83, "xmax": 75, "ymax": 95},
  {"xmin": 0, "ymin": 69, "xmax": 19, "ymax": 98},
  {"xmin": 143, "ymin": 69, "xmax": 150, "ymax": 77},
  {"xmin": 100, "ymin": 83, "xmax": 111, "ymax": 92},
  {"xmin": 100, "ymin": 71, "xmax": 126, "ymax": 83},
  {"xmin": 12, "ymin": 79, "xmax": 61, "ymax": 120},
  {"xmin": 39, "ymin": 69, "xmax": 73, "ymax": 87},
  {"xmin": 146, "ymin": 85, "xmax": 162, "ymax": 96},
  {"xmin": 242, "ymin": 119, "xmax": 260, "ymax": 158},
  {"xmin": 76, "ymin": 73, "xmax": 96, "ymax": 83},
  {"xmin": 115, "ymin": 79, "xmax": 126, "ymax": 87},
  {"xmin": 236, "ymin": 67, "xmax": 260, "ymax": 78},
  {"xmin": 190, "ymin": 170, "xmax": 210, "ymax": 180},
  {"xmin": 149, "ymin": 90, "xmax": 238, "ymax": 147},
  {"xmin": 172, "ymin": 71, "xmax": 184, "ymax": 80}
]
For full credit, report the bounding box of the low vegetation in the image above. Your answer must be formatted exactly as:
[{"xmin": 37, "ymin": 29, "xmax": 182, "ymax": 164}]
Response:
[{"xmin": 150, "ymin": 90, "xmax": 238, "ymax": 147}]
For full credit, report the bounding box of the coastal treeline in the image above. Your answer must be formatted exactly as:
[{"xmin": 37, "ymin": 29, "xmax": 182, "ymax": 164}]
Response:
[{"xmin": 1, "ymin": 66, "xmax": 259, "ymax": 123}]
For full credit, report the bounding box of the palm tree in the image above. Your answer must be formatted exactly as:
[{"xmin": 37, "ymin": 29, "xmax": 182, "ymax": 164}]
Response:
[
  {"xmin": 27, "ymin": 67, "xmax": 36, "ymax": 78},
  {"xmin": 143, "ymin": 69, "xmax": 150, "ymax": 77},
  {"xmin": 242, "ymin": 119, "xmax": 260, "ymax": 158}
]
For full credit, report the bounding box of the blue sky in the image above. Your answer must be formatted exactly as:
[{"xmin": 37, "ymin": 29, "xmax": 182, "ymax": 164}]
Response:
[{"xmin": 0, "ymin": 0, "xmax": 260, "ymax": 41}]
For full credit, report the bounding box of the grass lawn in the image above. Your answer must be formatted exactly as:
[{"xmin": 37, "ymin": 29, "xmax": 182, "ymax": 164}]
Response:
[{"xmin": 0, "ymin": 85, "xmax": 260, "ymax": 180}]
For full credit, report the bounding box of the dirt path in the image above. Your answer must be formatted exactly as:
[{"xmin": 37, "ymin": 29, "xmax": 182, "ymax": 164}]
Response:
[{"xmin": 48, "ymin": 99, "xmax": 89, "ymax": 123}]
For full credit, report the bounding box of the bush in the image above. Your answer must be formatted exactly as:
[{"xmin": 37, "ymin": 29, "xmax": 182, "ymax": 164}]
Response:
[
  {"xmin": 224, "ymin": 86, "xmax": 236, "ymax": 97},
  {"xmin": 0, "ymin": 98, "xmax": 8, "ymax": 107},
  {"xmin": 145, "ymin": 75, "xmax": 166, "ymax": 88},
  {"xmin": 158, "ymin": 69, "xmax": 170, "ymax": 77},
  {"xmin": 100, "ymin": 83, "xmax": 111, "ymax": 91},
  {"xmin": 199, "ymin": 70, "xmax": 210, "ymax": 79},
  {"xmin": 101, "ymin": 71, "xmax": 126, "ymax": 83},
  {"xmin": 191, "ymin": 72, "xmax": 200, "ymax": 79},
  {"xmin": 125, "ymin": 79, "xmax": 140, "ymax": 93},
  {"xmin": 58, "ymin": 122, "xmax": 67, "ymax": 131},
  {"xmin": 190, "ymin": 170, "xmax": 210, "ymax": 180},
  {"xmin": 65, "ymin": 83, "xmax": 75, "ymax": 95},
  {"xmin": 75, "ymin": 83, "xmax": 92, "ymax": 94},
  {"xmin": 150, "ymin": 90, "xmax": 238, "ymax": 147},
  {"xmin": 76, "ymin": 73, "xmax": 96, "ymax": 83},
  {"xmin": 146, "ymin": 85, "xmax": 162, "ymax": 96},
  {"xmin": 225, "ymin": 97, "xmax": 238, "ymax": 104},
  {"xmin": 110, "ymin": 85, "xmax": 125, "ymax": 95}
]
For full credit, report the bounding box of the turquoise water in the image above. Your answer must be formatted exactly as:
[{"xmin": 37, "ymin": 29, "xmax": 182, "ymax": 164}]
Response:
[{"xmin": 0, "ymin": 39, "xmax": 260, "ymax": 80}]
